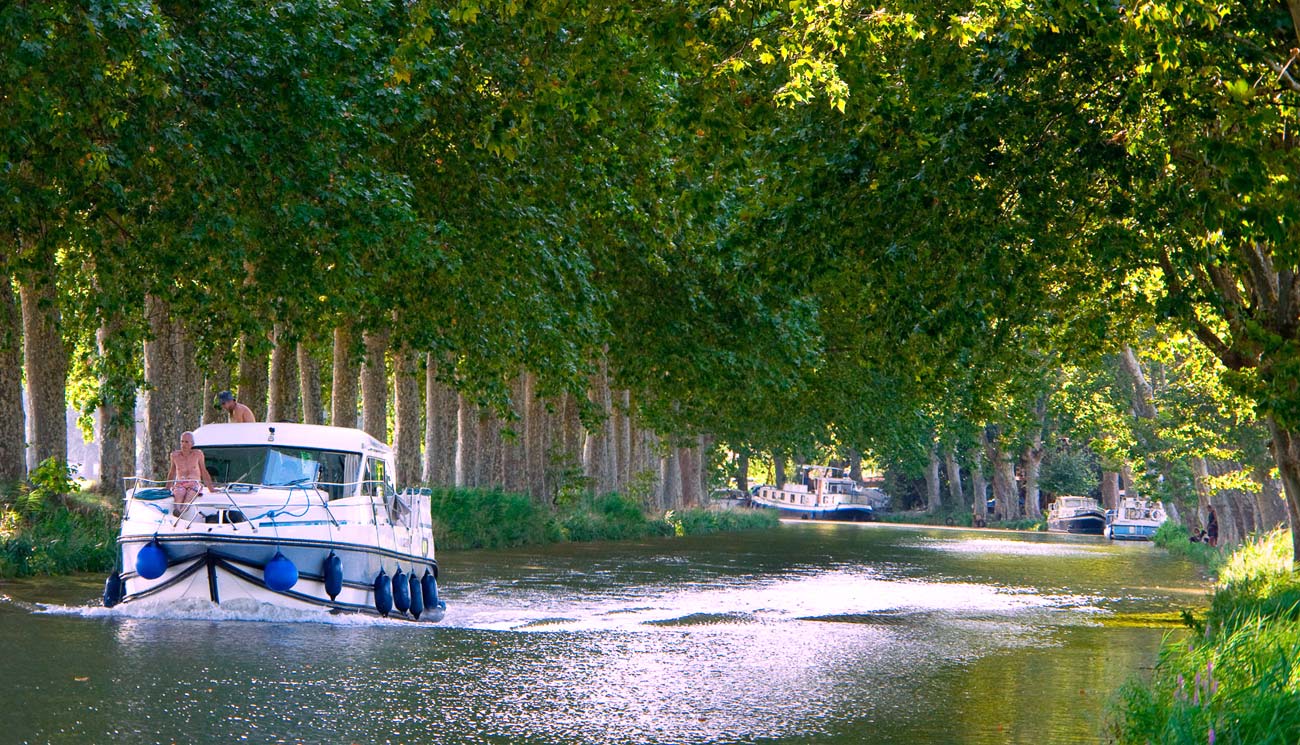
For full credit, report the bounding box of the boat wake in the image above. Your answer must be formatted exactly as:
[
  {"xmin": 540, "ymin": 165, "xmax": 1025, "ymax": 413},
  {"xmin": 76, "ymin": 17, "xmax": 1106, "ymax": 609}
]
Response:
[{"xmin": 34, "ymin": 597, "xmax": 413, "ymax": 626}]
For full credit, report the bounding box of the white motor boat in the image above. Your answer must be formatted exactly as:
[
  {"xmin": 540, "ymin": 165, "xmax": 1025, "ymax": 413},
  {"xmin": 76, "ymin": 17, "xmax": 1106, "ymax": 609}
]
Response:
[
  {"xmin": 1105, "ymin": 497, "xmax": 1168, "ymax": 541},
  {"xmin": 1046, "ymin": 495, "xmax": 1107, "ymax": 535},
  {"xmin": 752, "ymin": 466, "xmax": 888, "ymax": 521},
  {"xmin": 102, "ymin": 423, "xmax": 445, "ymax": 621}
]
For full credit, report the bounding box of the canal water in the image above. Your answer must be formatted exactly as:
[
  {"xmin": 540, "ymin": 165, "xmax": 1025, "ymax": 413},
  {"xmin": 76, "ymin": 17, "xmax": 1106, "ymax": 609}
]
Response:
[{"xmin": 0, "ymin": 522, "xmax": 1206, "ymax": 744}]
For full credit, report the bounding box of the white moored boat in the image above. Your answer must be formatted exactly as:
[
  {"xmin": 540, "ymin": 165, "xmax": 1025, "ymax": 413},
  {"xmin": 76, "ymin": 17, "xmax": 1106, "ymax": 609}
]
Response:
[
  {"xmin": 102, "ymin": 423, "xmax": 445, "ymax": 621},
  {"xmin": 752, "ymin": 466, "xmax": 888, "ymax": 521},
  {"xmin": 1046, "ymin": 495, "xmax": 1107, "ymax": 535},
  {"xmin": 1105, "ymin": 497, "xmax": 1167, "ymax": 541}
]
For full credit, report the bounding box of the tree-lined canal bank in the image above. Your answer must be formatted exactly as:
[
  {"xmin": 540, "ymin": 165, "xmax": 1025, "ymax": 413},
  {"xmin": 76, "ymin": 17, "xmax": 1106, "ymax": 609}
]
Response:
[{"xmin": 0, "ymin": 522, "xmax": 1205, "ymax": 744}]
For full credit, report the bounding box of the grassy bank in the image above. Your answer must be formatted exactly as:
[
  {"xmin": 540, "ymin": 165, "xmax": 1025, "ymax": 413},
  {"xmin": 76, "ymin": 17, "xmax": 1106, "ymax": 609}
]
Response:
[
  {"xmin": 1111, "ymin": 528, "xmax": 1300, "ymax": 744},
  {"xmin": 878, "ymin": 508, "xmax": 1046, "ymax": 532},
  {"xmin": 428, "ymin": 487, "xmax": 779, "ymax": 550},
  {"xmin": 0, "ymin": 464, "xmax": 119, "ymax": 578},
  {"xmin": 1151, "ymin": 520, "xmax": 1225, "ymax": 571}
]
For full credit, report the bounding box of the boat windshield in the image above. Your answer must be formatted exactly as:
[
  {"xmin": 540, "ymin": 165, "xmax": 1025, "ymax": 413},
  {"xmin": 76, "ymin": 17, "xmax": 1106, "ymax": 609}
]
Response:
[{"xmin": 201, "ymin": 446, "xmax": 361, "ymax": 499}]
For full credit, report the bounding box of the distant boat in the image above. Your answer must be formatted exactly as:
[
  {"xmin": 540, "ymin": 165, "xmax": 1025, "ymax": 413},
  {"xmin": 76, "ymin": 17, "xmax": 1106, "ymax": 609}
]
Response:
[
  {"xmin": 751, "ymin": 466, "xmax": 887, "ymax": 521},
  {"xmin": 102, "ymin": 423, "xmax": 445, "ymax": 621},
  {"xmin": 1046, "ymin": 495, "xmax": 1107, "ymax": 535},
  {"xmin": 1105, "ymin": 497, "xmax": 1168, "ymax": 541}
]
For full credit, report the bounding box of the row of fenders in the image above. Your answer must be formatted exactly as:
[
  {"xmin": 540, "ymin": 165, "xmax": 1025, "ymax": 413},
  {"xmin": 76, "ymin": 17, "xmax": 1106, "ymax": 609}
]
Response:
[{"xmin": 103, "ymin": 543, "xmax": 441, "ymax": 621}]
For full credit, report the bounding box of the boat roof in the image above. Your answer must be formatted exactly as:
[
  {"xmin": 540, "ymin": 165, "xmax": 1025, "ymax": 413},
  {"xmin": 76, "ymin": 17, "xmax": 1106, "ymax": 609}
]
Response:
[{"xmin": 191, "ymin": 423, "xmax": 391, "ymax": 455}]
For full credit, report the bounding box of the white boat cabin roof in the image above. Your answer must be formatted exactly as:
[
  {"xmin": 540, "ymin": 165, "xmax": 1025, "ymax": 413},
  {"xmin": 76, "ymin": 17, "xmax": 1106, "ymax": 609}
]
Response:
[{"xmin": 191, "ymin": 423, "xmax": 391, "ymax": 456}]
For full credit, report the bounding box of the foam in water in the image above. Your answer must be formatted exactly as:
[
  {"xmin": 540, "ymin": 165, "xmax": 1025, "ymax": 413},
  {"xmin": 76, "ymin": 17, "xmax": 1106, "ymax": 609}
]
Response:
[{"xmin": 36, "ymin": 597, "xmax": 417, "ymax": 627}]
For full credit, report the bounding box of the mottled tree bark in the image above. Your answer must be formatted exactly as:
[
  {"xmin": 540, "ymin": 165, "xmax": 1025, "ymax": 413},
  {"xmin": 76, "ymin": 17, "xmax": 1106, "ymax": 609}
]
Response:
[
  {"xmin": 422, "ymin": 355, "xmax": 458, "ymax": 487},
  {"xmin": 615, "ymin": 389, "xmax": 632, "ymax": 492},
  {"xmin": 1253, "ymin": 463, "xmax": 1288, "ymax": 530},
  {"xmin": 298, "ymin": 342, "xmax": 323, "ymax": 425},
  {"xmin": 523, "ymin": 372, "xmax": 548, "ymax": 500},
  {"xmin": 503, "ymin": 374, "xmax": 527, "ymax": 493},
  {"xmin": 944, "ymin": 447, "xmax": 964, "ymax": 507},
  {"xmin": 925, "ymin": 443, "xmax": 942, "ymax": 513},
  {"xmin": 236, "ymin": 334, "xmax": 268, "ymax": 422},
  {"xmin": 985, "ymin": 430, "xmax": 1018, "ymax": 520},
  {"xmin": 679, "ymin": 444, "xmax": 702, "ymax": 507},
  {"xmin": 1101, "ymin": 471, "xmax": 1120, "ymax": 511},
  {"xmin": 392, "ymin": 348, "xmax": 422, "ymax": 488},
  {"xmin": 266, "ymin": 325, "xmax": 300, "ymax": 423},
  {"xmin": 360, "ymin": 329, "xmax": 388, "ymax": 441},
  {"xmin": 660, "ymin": 448, "xmax": 682, "ymax": 509},
  {"xmin": 970, "ymin": 438, "xmax": 988, "ymax": 521},
  {"xmin": 1120, "ymin": 464, "xmax": 1139, "ymax": 499},
  {"xmin": 848, "ymin": 448, "xmax": 863, "ymax": 483},
  {"xmin": 1022, "ymin": 443, "xmax": 1044, "ymax": 520},
  {"xmin": 560, "ymin": 392, "xmax": 582, "ymax": 466},
  {"xmin": 330, "ymin": 324, "xmax": 360, "ymax": 429},
  {"xmin": 143, "ymin": 297, "xmax": 195, "ymax": 480},
  {"xmin": 94, "ymin": 321, "xmax": 137, "ymax": 497},
  {"xmin": 1266, "ymin": 420, "xmax": 1300, "ymax": 562},
  {"xmin": 773, "ymin": 451, "xmax": 788, "ymax": 489},
  {"xmin": 20, "ymin": 275, "xmax": 68, "ymax": 468},
  {"xmin": 0, "ymin": 277, "xmax": 25, "ymax": 483},
  {"xmin": 455, "ymin": 392, "xmax": 477, "ymax": 488}
]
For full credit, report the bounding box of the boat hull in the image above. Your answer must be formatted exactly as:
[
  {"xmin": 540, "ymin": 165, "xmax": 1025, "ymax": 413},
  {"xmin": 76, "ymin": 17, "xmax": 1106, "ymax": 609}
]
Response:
[
  {"xmin": 750, "ymin": 500, "xmax": 875, "ymax": 522},
  {"xmin": 117, "ymin": 533, "xmax": 444, "ymax": 621},
  {"xmin": 1107, "ymin": 522, "xmax": 1161, "ymax": 541},
  {"xmin": 1047, "ymin": 513, "xmax": 1107, "ymax": 535}
]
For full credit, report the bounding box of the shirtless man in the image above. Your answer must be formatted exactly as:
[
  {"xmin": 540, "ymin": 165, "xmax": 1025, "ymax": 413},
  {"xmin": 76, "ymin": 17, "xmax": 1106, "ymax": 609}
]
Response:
[
  {"xmin": 168, "ymin": 431, "xmax": 214, "ymax": 516},
  {"xmin": 214, "ymin": 390, "xmax": 255, "ymax": 423}
]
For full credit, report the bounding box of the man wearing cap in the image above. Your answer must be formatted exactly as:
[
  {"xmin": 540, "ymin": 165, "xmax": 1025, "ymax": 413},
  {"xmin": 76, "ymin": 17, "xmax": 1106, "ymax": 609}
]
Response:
[{"xmin": 214, "ymin": 390, "xmax": 256, "ymax": 423}]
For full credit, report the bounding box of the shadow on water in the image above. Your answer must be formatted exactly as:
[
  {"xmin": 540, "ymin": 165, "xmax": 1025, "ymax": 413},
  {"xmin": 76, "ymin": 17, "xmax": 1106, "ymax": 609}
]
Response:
[{"xmin": 0, "ymin": 522, "xmax": 1206, "ymax": 744}]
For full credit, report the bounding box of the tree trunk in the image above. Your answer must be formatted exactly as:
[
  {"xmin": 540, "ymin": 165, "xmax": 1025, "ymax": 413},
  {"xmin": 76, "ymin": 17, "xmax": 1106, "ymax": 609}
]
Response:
[
  {"xmin": 679, "ymin": 444, "xmax": 701, "ymax": 507},
  {"xmin": 360, "ymin": 329, "xmax": 388, "ymax": 441},
  {"xmin": 523, "ymin": 372, "xmax": 547, "ymax": 500},
  {"xmin": 1120, "ymin": 345, "xmax": 1159, "ymax": 419},
  {"xmin": 298, "ymin": 342, "xmax": 323, "ymax": 425},
  {"xmin": 944, "ymin": 446, "xmax": 964, "ymax": 507},
  {"xmin": 143, "ymin": 297, "xmax": 194, "ymax": 480},
  {"xmin": 201, "ymin": 347, "xmax": 233, "ymax": 425},
  {"xmin": 925, "ymin": 443, "xmax": 942, "ymax": 513},
  {"xmin": 0, "ymin": 276, "xmax": 25, "ymax": 483},
  {"xmin": 236, "ymin": 334, "xmax": 268, "ymax": 422},
  {"xmin": 267, "ymin": 325, "xmax": 300, "ymax": 423},
  {"xmin": 94, "ymin": 321, "xmax": 136, "ymax": 497},
  {"xmin": 1253, "ymin": 463, "xmax": 1288, "ymax": 530},
  {"xmin": 20, "ymin": 276, "xmax": 68, "ymax": 468},
  {"xmin": 1120, "ymin": 464, "xmax": 1138, "ymax": 499},
  {"xmin": 773, "ymin": 451, "xmax": 788, "ymax": 488},
  {"xmin": 1266, "ymin": 419, "xmax": 1300, "ymax": 562},
  {"xmin": 1022, "ymin": 444, "xmax": 1044, "ymax": 520},
  {"xmin": 503, "ymin": 373, "xmax": 528, "ymax": 493},
  {"xmin": 660, "ymin": 448, "xmax": 682, "ymax": 510},
  {"xmin": 455, "ymin": 392, "xmax": 477, "ymax": 488},
  {"xmin": 970, "ymin": 439, "xmax": 988, "ymax": 521},
  {"xmin": 392, "ymin": 348, "xmax": 421, "ymax": 488},
  {"xmin": 736, "ymin": 450, "xmax": 749, "ymax": 493},
  {"xmin": 423, "ymin": 355, "xmax": 458, "ymax": 487},
  {"xmin": 1101, "ymin": 471, "xmax": 1120, "ymax": 511},
  {"xmin": 330, "ymin": 324, "xmax": 360, "ymax": 428},
  {"xmin": 985, "ymin": 430, "xmax": 1018, "ymax": 521},
  {"xmin": 616, "ymin": 389, "xmax": 632, "ymax": 492},
  {"xmin": 848, "ymin": 448, "xmax": 863, "ymax": 483}
]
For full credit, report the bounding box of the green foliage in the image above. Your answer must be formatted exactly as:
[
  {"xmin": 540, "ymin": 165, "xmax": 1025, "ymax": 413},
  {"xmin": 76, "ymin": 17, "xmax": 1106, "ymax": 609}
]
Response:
[
  {"xmin": 427, "ymin": 487, "xmax": 564, "ymax": 550},
  {"xmin": 1111, "ymin": 531, "xmax": 1300, "ymax": 744},
  {"xmin": 429, "ymin": 487, "xmax": 776, "ymax": 550},
  {"xmin": 1039, "ymin": 447, "xmax": 1100, "ymax": 498},
  {"xmin": 0, "ymin": 478, "xmax": 117, "ymax": 578}
]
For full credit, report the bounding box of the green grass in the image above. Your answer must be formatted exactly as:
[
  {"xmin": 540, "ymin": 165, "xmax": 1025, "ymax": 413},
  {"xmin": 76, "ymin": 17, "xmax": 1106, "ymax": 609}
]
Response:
[{"xmin": 1110, "ymin": 529, "xmax": 1300, "ymax": 744}]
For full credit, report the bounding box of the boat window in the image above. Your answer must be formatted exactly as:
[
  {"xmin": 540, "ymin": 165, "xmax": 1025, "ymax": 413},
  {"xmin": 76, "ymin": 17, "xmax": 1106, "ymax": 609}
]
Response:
[
  {"xmin": 361, "ymin": 458, "xmax": 395, "ymax": 498},
  {"xmin": 202, "ymin": 446, "xmax": 361, "ymax": 500}
]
